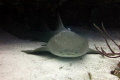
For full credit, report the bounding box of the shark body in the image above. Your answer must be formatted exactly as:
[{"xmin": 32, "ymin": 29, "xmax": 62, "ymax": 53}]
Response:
[{"xmin": 22, "ymin": 14, "xmax": 99, "ymax": 57}]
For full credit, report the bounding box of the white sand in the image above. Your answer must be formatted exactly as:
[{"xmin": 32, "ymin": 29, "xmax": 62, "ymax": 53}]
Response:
[{"xmin": 0, "ymin": 27, "xmax": 120, "ymax": 80}]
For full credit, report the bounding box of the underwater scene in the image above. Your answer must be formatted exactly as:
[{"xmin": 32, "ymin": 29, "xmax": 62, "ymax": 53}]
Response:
[{"xmin": 0, "ymin": 0, "xmax": 120, "ymax": 80}]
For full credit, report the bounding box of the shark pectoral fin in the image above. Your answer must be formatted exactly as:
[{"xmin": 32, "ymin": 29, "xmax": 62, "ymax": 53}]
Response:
[
  {"xmin": 21, "ymin": 47, "xmax": 48, "ymax": 54},
  {"xmin": 87, "ymin": 48, "xmax": 100, "ymax": 54},
  {"xmin": 41, "ymin": 44, "xmax": 47, "ymax": 46}
]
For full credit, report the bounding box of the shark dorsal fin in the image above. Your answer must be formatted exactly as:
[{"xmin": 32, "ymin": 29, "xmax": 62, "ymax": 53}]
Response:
[{"xmin": 55, "ymin": 13, "xmax": 67, "ymax": 33}]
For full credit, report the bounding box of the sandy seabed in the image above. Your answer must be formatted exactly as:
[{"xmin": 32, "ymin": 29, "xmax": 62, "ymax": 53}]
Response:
[{"xmin": 0, "ymin": 27, "xmax": 120, "ymax": 80}]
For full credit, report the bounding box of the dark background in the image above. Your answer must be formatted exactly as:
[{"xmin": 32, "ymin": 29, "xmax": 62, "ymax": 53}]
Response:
[{"xmin": 0, "ymin": 0, "xmax": 120, "ymax": 41}]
